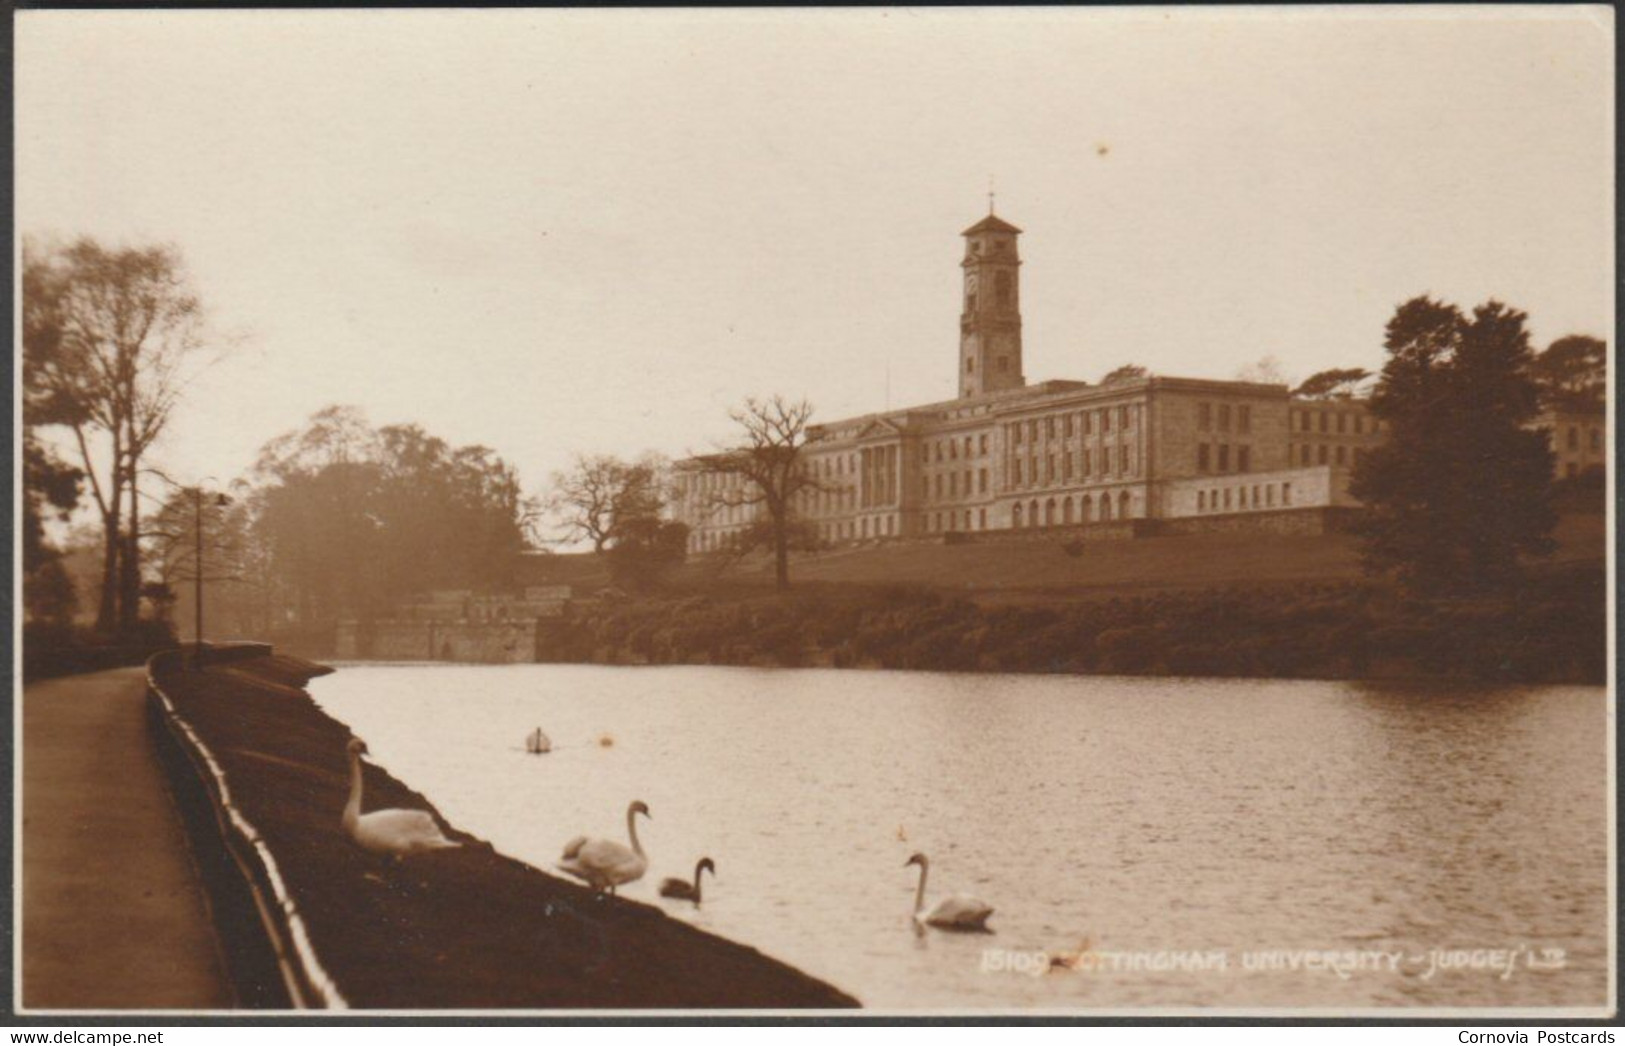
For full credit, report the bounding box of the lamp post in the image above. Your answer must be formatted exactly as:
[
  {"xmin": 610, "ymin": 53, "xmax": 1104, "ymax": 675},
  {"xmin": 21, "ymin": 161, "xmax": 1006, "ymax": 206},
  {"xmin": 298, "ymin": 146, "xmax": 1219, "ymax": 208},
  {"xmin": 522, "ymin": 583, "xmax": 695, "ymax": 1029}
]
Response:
[{"xmin": 140, "ymin": 469, "xmax": 232, "ymax": 668}]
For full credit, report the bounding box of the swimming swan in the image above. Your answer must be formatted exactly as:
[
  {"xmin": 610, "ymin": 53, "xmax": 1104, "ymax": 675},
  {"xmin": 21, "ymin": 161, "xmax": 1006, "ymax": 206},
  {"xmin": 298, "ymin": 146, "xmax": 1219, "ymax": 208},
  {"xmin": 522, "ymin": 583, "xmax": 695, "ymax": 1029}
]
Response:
[
  {"xmin": 342, "ymin": 738, "xmax": 461, "ymax": 857},
  {"xmin": 659, "ymin": 857, "xmax": 716, "ymax": 905},
  {"xmin": 906, "ymin": 852, "xmax": 994, "ymax": 931},
  {"xmin": 558, "ymin": 800, "xmax": 650, "ymax": 894}
]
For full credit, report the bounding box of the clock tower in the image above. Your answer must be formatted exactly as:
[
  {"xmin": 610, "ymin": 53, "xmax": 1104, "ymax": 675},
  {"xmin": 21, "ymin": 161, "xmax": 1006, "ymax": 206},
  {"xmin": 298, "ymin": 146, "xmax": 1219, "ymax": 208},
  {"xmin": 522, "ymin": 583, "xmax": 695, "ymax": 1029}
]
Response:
[{"xmin": 958, "ymin": 212, "xmax": 1025, "ymax": 398}]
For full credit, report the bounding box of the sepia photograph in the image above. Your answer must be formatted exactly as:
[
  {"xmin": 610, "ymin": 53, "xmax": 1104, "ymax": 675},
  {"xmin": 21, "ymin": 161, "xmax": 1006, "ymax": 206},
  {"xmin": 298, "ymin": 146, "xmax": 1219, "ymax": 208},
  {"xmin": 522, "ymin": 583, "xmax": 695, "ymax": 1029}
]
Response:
[{"xmin": 12, "ymin": 5, "xmax": 1615, "ymax": 1021}]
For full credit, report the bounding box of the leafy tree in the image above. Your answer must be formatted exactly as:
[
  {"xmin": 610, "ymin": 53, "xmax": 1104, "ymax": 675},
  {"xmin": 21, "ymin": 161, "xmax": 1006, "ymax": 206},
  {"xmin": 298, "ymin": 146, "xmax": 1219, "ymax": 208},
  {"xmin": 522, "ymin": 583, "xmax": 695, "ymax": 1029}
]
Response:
[
  {"xmin": 23, "ymin": 237, "xmax": 212, "ymax": 634},
  {"xmin": 1101, "ymin": 364, "xmax": 1148, "ymax": 385},
  {"xmin": 1351, "ymin": 296, "xmax": 1555, "ymax": 591},
  {"xmin": 700, "ymin": 396, "xmax": 826, "ymax": 591},
  {"xmin": 21, "ymin": 245, "xmax": 86, "ymax": 627},
  {"xmin": 546, "ymin": 453, "xmax": 665, "ymax": 553},
  {"xmin": 1294, "ymin": 367, "xmax": 1373, "ymax": 400},
  {"xmin": 1527, "ymin": 334, "xmax": 1605, "ymax": 411},
  {"xmin": 249, "ymin": 406, "xmax": 536, "ymax": 626}
]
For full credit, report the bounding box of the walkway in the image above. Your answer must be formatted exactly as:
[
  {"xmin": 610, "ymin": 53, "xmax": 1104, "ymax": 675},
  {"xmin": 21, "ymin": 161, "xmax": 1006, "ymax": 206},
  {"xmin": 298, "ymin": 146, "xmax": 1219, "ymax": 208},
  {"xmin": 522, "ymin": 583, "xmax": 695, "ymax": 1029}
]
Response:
[{"xmin": 21, "ymin": 667, "xmax": 233, "ymax": 1010}]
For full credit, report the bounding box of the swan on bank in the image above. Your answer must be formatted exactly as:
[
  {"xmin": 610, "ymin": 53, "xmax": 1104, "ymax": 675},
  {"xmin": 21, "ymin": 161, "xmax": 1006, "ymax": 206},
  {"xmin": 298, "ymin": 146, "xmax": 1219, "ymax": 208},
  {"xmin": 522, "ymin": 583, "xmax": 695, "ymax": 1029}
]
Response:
[
  {"xmin": 659, "ymin": 857, "xmax": 716, "ymax": 905},
  {"xmin": 558, "ymin": 800, "xmax": 651, "ymax": 894},
  {"xmin": 905, "ymin": 852, "xmax": 994, "ymax": 931},
  {"xmin": 342, "ymin": 738, "xmax": 462, "ymax": 858}
]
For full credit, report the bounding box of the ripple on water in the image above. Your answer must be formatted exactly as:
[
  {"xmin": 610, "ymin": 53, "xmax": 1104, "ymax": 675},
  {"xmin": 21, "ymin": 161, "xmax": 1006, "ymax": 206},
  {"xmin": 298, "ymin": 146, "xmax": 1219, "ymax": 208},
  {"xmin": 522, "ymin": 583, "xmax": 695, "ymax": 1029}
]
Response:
[{"xmin": 312, "ymin": 666, "xmax": 1608, "ymax": 1011}]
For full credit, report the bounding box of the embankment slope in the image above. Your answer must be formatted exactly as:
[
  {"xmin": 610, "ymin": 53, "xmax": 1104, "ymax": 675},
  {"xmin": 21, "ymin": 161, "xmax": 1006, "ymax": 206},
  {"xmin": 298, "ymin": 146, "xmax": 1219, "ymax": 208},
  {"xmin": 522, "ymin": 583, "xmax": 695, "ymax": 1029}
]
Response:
[{"xmin": 153, "ymin": 652, "xmax": 857, "ymax": 1009}]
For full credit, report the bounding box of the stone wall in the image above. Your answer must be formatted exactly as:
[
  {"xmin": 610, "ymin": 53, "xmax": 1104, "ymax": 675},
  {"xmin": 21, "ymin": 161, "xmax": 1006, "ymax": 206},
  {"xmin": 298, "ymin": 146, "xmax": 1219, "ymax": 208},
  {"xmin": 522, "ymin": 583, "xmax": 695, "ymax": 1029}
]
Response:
[
  {"xmin": 939, "ymin": 504, "xmax": 1361, "ymax": 543},
  {"xmin": 947, "ymin": 518, "xmax": 1153, "ymax": 545},
  {"xmin": 334, "ymin": 619, "xmax": 538, "ymax": 663},
  {"xmin": 1149, "ymin": 506, "xmax": 1362, "ymax": 537}
]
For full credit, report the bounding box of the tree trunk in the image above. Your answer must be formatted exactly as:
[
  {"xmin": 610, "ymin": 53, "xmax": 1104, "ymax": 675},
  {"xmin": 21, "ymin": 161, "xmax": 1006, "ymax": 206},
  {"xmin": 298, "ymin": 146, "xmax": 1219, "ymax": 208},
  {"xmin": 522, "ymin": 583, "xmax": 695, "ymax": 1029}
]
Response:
[
  {"xmin": 118, "ymin": 470, "xmax": 142, "ymax": 633},
  {"xmin": 95, "ymin": 511, "xmax": 120, "ymax": 634},
  {"xmin": 774, "ymin": 518, "xmax": 790, "ymax": 591}
]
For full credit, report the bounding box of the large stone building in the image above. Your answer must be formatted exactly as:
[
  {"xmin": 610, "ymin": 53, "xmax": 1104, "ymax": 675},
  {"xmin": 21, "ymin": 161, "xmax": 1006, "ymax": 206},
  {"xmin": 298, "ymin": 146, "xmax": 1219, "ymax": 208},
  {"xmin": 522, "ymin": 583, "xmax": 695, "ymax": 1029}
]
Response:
[{"xmin": 673, "ymin": 210, "xmax": 1594, "ymax": 552}]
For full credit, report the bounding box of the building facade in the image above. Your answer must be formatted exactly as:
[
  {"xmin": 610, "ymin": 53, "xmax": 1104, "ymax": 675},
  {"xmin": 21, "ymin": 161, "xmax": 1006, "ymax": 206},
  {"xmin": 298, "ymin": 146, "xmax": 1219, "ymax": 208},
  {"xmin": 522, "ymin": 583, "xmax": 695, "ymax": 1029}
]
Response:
[
  {"xmin": 1537, "ymin": 407, "xmax": 1607, "ymax": 480},
  {"xmin": 673, "ymin": 211, "xmax": 1596, "ymax": 553}
]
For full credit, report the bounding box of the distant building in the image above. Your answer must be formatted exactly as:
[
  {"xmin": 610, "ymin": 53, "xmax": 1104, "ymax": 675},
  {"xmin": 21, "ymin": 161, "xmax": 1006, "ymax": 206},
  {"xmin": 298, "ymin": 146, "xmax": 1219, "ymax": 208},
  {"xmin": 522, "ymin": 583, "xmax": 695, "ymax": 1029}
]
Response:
[
  {"xmin": 672, "ymin": 210, "xmax": 1597, "ymax": 551},
  {"xmin": 1536, "ymin": 406, "xmax": 1606, "ymax": 480}
]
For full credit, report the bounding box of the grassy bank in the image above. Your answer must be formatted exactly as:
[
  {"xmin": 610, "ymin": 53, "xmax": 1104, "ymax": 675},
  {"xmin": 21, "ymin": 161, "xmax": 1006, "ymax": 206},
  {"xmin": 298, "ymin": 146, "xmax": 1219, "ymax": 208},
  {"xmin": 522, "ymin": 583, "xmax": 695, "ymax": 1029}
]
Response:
[
  {"xmin": 539, "ymin": 563, "xmax": 1606, "ymax": 685},
  {"xmin": 153, "ymin": 653, "xmax": 858, "ymax": 1008},
  {"xmin": 518, "ymin": 510, "xmax": 1603, "ymax": 604}
]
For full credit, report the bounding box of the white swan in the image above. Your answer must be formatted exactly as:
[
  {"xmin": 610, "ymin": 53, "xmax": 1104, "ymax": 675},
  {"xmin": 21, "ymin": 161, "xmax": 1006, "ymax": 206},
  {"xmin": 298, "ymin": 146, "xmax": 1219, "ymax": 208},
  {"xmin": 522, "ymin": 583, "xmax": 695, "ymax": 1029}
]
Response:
[
  {"xmin": 342, "ymin": 738, "xmax": 461, "ymax": 857},
  {"xmin": 558, "ymin": 800, "xmax": 650, "ymax": 895},
  {"xmin": 906, "ymin": 852, "xmax": 994, "ymax": 931},
  {"xmin": 659, "ymin": 857, "xmax": 715, "ymax": 905}
]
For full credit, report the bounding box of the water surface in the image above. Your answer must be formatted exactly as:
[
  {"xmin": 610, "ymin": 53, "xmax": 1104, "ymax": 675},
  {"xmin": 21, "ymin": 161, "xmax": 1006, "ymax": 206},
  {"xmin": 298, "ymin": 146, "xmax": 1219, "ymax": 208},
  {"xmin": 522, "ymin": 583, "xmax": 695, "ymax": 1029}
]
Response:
[{"xmin": 312, "ymin": 665, "xmax": 1608, "ymax": 1011}]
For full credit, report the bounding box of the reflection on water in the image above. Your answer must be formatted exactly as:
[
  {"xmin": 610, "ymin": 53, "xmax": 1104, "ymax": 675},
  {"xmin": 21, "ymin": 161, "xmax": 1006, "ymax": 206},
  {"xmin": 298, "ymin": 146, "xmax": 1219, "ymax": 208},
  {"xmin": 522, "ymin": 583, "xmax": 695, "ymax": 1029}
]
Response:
[{"xmin": 311, "ymin": 665, "xmax": 1608, "ymax": 1010}]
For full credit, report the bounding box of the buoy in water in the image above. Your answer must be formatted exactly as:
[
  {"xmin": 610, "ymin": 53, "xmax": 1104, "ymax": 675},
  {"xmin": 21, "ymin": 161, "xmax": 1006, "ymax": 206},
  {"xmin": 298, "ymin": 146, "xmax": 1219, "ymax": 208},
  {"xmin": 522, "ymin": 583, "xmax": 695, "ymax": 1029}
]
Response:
[{"xmin": 526, "ymin": 728, "xmax": 552, "ymax": 755}]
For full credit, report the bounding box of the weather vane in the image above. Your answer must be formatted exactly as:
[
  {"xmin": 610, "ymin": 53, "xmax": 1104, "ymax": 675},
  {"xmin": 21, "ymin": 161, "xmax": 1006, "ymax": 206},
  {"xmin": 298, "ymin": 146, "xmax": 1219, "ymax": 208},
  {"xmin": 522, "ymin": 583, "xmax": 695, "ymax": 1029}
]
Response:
[{"xmin": 987, "ymin": 175, "xmax": 996, "ymax": 215}]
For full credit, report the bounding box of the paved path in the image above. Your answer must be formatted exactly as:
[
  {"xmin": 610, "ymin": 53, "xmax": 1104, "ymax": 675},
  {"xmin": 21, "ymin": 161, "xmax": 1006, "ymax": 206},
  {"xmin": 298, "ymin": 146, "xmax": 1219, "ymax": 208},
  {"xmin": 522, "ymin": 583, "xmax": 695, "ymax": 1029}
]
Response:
[{"xmin": 22, "ymin": 667, "xmax": 234, "ymax": 1010}]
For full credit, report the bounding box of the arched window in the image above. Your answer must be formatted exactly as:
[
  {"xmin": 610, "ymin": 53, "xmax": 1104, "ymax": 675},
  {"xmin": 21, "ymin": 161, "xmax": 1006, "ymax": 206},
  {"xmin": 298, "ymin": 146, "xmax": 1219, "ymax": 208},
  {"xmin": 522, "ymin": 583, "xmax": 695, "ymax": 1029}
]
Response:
[
  {"xmin": 1198, "ymin": 491, "xmax": 1207, "ymax": 512},
  {"xmin": 1119, "ymin": 490, "xmax": 1132, "ymax": 518},
  {"xmin": 1100, "ymin": 497, "xmax": 1112, "ymax": 521},
  {"xmin": 1045, "ymin": 499, "xmax": 1057, "ymax": 526},
  {"xmin": 1062, "ymin": 498, "xmax": 1074, "ymax": 524},
  {"xmin": 1028, "ymin": 499, "xmax": 1040, "ymax": 527},
  {"xmin": 1081, "ymin": 495, "xmax": 1093, "ymax": 523},
  {"xmin": 1012, "ymin": 502, "xmax": 1024, "ymax": 528}
]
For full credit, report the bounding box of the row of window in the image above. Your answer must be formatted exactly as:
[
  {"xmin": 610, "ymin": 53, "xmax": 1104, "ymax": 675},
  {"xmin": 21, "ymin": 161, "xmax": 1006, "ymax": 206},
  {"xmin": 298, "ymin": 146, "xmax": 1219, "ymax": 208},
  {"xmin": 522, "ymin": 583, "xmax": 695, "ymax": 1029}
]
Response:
[
  {"xmin": 1294, "ymin": 408, "xmax": 1378, "ymax": 436},
  {"xmin": 812, "ymin": 453, "xmax": 862, "ymax": 480},
  {"xmin": 1197, "ymin": 402, "xmax": 1253, "ymax": 434},
  {"xmin": 1011, "ymin": 445, "xmax": 1139, "ymax": 487},
  {"xmin": 1196, "ymin": 482, "xmax": 1293, "ymax": 514},
  {"xmin": 806, "ymin": 487, "xmax": 857, "ymax": 516},
  {"xmin": 839, "ymin": 515, "xmax": 898, "ymax": 541},
  {"xmin": 926, "ymin": 433, "xmax": 991, "ymax": 463},
  {"xmin": 682, "ymin": 470, "xmax": 746, "ymax": 495},
  {"xmin": 1196, "ymin": 443, "xmax": 1252, "ymax": 473},
  {"xmin": 1010, "ymin": 405, "xmax": 1138, "ymax": 445},
  {"xmin": 1294, "ymin": 443, "xmax": 1366, "ymax": 467},
  {"xmin": 689, "ymin": 527, "xmax": 750, "ymax": 553},
  {"xmin": 926, "ymin": 468, "xmax": 991, "ymax": 502},
  {"xmin": 1011, "ymin": 491, "xmax": 1136, "ymax": 528},
  {"xmin": 926, "ymin": 508, "xmax": 990, "ymax": 533},
  {"xmin": 1563, "ymin": 425, "xmax": 1604, "ymax": 452}
]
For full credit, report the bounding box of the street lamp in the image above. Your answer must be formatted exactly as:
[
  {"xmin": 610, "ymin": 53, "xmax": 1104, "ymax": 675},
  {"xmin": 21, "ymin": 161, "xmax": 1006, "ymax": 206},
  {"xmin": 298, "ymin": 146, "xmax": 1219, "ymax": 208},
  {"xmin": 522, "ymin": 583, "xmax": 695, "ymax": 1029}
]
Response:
[{"xmin": 139, "ymin": 468, "xmax": 233, "ymax": 668}]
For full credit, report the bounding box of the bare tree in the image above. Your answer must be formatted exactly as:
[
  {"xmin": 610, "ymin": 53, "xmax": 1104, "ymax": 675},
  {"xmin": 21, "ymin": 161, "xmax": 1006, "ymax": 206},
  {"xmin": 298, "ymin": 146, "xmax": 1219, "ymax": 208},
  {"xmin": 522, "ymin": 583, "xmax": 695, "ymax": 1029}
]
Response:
[
  {"xmin": 700, "ymin": 396, "xmax": 826, "ymax": 591},
  {"xmin": 547, "ymin": 453, "xmax": 664, "ymax": 553},
  {"xmin": 1234, "ymin": 354, "xmax": 1291, "ymax": 385},
  {"xmin": 24, "ymin": 237, "xmax": 212, "ymax": 635}
]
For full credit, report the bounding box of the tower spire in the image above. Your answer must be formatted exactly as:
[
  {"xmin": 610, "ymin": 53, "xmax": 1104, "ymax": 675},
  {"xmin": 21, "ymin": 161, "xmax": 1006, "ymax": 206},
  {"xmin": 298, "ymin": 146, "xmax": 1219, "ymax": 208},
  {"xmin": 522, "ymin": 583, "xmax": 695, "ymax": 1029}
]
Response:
[{"xmin": 987, "ymin": 175, "xmax": 996, "ymax": 215}]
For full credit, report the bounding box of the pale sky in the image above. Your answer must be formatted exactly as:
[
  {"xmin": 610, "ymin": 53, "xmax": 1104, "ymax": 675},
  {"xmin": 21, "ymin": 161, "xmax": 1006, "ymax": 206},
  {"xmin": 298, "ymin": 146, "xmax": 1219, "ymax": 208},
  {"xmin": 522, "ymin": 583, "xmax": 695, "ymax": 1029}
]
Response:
[{"xmin": 17, "ymin": 7, "xmax": 1614, "ymax": 501}]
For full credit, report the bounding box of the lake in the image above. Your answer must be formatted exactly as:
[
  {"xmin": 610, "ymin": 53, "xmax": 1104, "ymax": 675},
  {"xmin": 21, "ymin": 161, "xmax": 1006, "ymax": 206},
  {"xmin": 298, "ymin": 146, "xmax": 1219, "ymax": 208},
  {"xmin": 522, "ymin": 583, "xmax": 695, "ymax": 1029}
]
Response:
[{"xmin": 311, "ymin": 664, "xmax": 1609, "ymax": 1012}]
